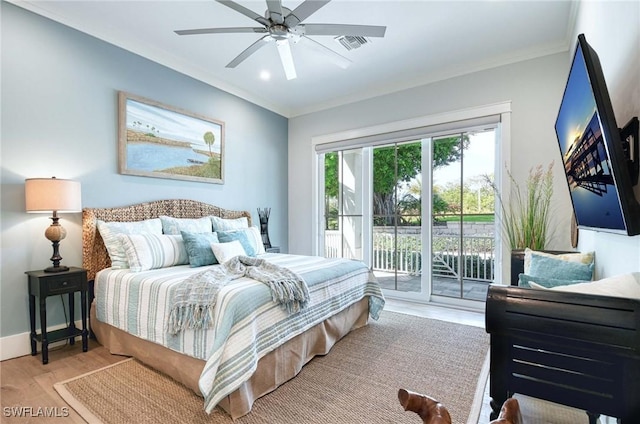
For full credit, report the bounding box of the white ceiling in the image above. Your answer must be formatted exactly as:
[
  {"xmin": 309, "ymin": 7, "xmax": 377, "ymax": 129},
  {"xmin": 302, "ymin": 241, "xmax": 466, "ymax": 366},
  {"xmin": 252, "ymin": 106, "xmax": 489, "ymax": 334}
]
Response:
[{"xmin": 13, "ymin": 0, "xmax": 577, "ymax": 117}]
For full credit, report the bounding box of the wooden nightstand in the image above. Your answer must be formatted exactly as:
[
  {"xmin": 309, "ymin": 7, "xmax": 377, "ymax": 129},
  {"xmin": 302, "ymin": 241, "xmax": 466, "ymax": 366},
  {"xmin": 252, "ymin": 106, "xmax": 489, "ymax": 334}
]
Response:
[
  {"xmin": 26, "ymin": 267, "xmax": 89, "ymax": 364},
  {"xmin": 265, "ymin": 247, "xmax": 280, "ymax": 253}
]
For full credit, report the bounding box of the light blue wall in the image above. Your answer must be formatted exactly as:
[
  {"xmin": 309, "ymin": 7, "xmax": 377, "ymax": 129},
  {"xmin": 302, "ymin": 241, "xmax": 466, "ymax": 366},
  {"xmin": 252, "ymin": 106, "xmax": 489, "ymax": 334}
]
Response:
[{"xmin": 1, "ymin": 2, "xmax": 288, "ymax": 338}]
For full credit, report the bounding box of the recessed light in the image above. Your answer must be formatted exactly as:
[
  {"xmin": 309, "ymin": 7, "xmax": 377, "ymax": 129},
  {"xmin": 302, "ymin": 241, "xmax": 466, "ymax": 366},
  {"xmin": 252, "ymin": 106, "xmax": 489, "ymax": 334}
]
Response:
[{"xmin": 260, "ymin": 70, "xmax": 271, "ymax": 81}]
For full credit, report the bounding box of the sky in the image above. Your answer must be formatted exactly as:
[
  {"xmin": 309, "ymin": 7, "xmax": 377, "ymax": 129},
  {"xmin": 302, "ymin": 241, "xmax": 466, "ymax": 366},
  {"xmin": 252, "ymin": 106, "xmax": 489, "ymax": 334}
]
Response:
[
  {"xmin": 126, "ymin": 99, "xmax": 222, "ymax": 152},
  {"xmin": 555, "ymin": 45, "xmax": 597, "ymax": 156},
  {"xmin": 433, "ymin": 129, "xmax": 495, "ymax": 186}
]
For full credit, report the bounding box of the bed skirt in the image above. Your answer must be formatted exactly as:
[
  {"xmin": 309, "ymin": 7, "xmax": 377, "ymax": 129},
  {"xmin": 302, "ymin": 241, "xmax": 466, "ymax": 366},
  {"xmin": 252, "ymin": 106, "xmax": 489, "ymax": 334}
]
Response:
[{"xmin": 90, "ymin": 297, "xmax": 370, "ymax": 419}]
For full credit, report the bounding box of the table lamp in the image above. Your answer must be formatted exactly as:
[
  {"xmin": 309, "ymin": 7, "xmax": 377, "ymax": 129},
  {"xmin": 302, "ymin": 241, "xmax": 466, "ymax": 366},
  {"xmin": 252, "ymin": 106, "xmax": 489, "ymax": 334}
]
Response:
[{"xmin": 25, "ymin": 177, "xmax": 82, "ymax": 273}]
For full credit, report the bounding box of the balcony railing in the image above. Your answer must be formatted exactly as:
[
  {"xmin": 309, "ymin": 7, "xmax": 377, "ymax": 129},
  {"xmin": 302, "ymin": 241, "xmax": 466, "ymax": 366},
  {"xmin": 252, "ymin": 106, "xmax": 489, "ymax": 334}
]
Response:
[{"xmin": 324, "ymin": 230, "xmax": 494, "ymax": 282}]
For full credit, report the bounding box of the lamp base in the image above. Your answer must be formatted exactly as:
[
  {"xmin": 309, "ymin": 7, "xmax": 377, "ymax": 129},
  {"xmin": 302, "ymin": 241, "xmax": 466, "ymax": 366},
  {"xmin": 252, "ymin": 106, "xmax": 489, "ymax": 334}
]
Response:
[
  {"xmin": 45, "ymin": 218, "xmax": 68, "ymax": 273},
  {"xmin": 44, "ymin": 265, "xmax": 69, "ymax": 273}
]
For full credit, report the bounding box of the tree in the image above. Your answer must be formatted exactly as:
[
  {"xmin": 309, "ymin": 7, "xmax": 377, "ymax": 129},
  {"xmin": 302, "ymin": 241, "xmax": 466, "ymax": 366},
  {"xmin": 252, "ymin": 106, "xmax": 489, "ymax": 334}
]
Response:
[
  {"xmin": 325, "ymin": 152, "xmax": 339, "ymax": 198},
  {"xmin": 324, "ymin": 136, "xmax": 469, "ymax": 228},
  {"xmin": 432, "ymin": 192, "xmax": 450, "ymax": 217},
  {"xmin": 324, "ymin": 152, "xmax": 339, "ymax": 230},
  {"xmin": 433, "ymin": 175, "xmax": 495, "ymax": 215},
  {"xmin": 203, "ymin": 131, "xmax": 215, "ymax": 157},
  {"xmin": 372, "ymin": 144, "xmax": 420, "ymax": 225},
  {"xmin": 373, "ymin": 137, "xmax": 468, "ymax": 225}
]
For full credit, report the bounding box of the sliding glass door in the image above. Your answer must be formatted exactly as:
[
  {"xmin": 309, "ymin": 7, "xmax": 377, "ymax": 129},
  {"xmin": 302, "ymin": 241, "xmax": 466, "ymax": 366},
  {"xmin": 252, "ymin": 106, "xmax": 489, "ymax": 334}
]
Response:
[
  {"xmin": 430, "ymin": 130, "xmax": 496, "ymax": 301},
  {"xmin": 371, "ymin": 141, "xmax": 423, "ymax": 293},
  {"xmin": 316, "ymin": 112, "xmax": 502, "ymax": 306}
]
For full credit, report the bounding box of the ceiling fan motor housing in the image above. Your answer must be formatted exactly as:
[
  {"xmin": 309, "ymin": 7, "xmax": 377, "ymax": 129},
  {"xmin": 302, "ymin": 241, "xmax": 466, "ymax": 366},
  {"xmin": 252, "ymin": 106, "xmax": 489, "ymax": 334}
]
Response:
[{"xmin": 269, "ymin": 25, "xmax": 289, "ymax": 40}]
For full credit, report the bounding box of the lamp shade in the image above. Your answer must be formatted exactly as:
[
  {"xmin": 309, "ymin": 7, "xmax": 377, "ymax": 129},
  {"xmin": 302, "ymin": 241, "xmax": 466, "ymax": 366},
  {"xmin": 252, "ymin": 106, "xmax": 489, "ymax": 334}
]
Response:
[{"xmin": 25, "ymin": 177, "xmax": 82, "ymax": 213}]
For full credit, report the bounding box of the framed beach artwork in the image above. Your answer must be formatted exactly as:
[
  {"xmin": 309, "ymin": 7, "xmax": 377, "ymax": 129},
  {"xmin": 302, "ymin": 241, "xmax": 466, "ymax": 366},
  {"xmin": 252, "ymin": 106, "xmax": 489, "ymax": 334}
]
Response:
[{"xmin": 118, "ymin": 91, "xmax": 224, "ymax": 184}]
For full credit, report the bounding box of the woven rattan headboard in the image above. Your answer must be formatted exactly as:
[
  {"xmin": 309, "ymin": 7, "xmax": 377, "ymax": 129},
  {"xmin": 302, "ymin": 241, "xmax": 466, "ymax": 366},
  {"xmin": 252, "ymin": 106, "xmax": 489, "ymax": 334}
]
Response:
[{"xmin": 82, "ymin": 199, "xmax": 252, "ymax": 281}]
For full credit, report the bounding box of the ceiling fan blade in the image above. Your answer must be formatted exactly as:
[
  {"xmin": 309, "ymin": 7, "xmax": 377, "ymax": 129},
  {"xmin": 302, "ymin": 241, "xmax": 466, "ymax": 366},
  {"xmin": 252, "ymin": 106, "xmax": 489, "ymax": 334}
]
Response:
[
  {"xmin": 276, "ymin": 39, "xmax": 297, "ymax": 80},
  {"xmin": 284, "ymin": 0, "xmax": 331, "ymax": 27},
  {"xmin": 303, "ymin": 24, "xmax": 386, "ymax": 37},
  {"xmin": 216, "ymin": 0, "xmax": 270, "ymax": 26},
  {"xmin": 300, "ymin": 36, "xmax": 351, "ymax": 69},
  {"xmin": 226, "ymin": 36, "xmax": 272, "ymax": 68},
  {"xmin": 266, "ymin": 0, "xmax": 284, "ymax": 24},
  {"xmin": 175, "ymin": 27, "xmax": 267, "ymax": 36}
]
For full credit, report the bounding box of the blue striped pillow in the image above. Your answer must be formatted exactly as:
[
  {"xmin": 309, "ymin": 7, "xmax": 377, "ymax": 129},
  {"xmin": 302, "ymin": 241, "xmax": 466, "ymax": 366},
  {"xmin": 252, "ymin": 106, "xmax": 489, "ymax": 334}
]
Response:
[
  {"xmin": 97, "ymin": 218, "xmax": 163, "ymax": 269},
  {"xmin": 120, "ymin": 234, "xmax": 189, "ymax": 272}
]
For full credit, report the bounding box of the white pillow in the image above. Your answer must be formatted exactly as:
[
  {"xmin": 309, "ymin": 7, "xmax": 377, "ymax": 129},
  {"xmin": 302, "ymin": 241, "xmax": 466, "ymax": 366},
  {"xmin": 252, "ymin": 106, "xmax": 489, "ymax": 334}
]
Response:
[
  {"xmin": 210, "ymin": 240, "xmax": 246, "ymax": 263},
  {"xmin": 120, "ymin": 234, "xmax": 189, "ymax": 272},
  {"xmin": 159, "ymin": 216, "xmax": 212, "ymax": 235},
  {"xmin": 97, "ymin": 218, "xmax": 163, "ymax": 269},
  {"xmin": 534, "ymin": 272, "xmax": 640, "ymax": 299},
  {"xmin": 211, "ymin": 216, "xmax": 249, "ymax": 232},
  {"xmin": 246, "ymin": 226, "xmax": 266, "ymax": 255}
]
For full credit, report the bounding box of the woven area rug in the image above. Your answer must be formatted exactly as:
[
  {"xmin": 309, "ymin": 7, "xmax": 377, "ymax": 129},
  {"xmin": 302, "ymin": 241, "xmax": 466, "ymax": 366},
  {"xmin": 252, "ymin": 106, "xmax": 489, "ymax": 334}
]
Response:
[{"xmin": 54, "ymin": 311, "xmax": 489, "ymax": 424}]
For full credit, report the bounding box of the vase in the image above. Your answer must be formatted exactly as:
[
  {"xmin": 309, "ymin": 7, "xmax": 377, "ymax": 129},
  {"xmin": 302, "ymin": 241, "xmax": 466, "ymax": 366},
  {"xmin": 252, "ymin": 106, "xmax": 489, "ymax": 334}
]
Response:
[
  {"xmin": 510, "ymin": 250, "xmax": 526, "ymax": 286},
  {"xmin": 257, "ymin": 207, "xmax": 272, "ymax": 249}
]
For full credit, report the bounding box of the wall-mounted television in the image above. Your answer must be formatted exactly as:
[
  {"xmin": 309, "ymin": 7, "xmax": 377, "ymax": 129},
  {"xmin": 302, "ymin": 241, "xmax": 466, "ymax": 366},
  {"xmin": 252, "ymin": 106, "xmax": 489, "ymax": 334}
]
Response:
[{"xmin": 555, "ymin": 34, "xmax": 640, "ymax": 236}]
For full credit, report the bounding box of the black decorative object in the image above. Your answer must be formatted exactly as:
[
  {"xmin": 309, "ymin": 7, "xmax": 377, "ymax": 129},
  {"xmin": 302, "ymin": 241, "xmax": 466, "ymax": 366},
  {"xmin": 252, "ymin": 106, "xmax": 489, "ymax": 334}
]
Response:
[
  {"xmin": 257, "ymin": 207, "xmax": 272, "ymax": 249},
  {"xmin": 620, "ymin": 116, "xmax": 639, "ymax": 185}
]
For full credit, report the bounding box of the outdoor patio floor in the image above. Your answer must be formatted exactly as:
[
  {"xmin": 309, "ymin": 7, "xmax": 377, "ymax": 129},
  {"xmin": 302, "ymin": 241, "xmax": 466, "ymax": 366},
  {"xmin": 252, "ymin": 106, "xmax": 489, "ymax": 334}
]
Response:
[{"xmin": 375, "ymin": 272, "xmax": 490, "ymax": 302}]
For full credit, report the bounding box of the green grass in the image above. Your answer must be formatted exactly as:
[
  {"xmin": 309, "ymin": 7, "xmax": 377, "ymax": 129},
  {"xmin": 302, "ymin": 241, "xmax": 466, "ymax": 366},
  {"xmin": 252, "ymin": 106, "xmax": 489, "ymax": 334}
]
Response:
[
  {"xmin": 436, "ymin": 214, "xmax": 494, "ymax": 223},
  {"xmin": 161, "ymin": 157, "xmax": 221, "ymax": 179}
]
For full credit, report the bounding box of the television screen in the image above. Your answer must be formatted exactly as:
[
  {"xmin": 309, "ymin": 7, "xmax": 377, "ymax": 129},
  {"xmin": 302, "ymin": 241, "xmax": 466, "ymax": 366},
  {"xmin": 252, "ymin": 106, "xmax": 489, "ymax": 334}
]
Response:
[{"xmin": 555, "ymin": 34, "xmax": 640, "ymax": 236}]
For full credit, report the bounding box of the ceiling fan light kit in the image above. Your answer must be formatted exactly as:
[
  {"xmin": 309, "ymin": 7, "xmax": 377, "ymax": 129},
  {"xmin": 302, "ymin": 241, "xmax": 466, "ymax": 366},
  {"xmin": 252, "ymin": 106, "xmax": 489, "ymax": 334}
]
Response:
[{"xmin": 174, "ymin": 0, "xmax": 386, "ymax": 80}]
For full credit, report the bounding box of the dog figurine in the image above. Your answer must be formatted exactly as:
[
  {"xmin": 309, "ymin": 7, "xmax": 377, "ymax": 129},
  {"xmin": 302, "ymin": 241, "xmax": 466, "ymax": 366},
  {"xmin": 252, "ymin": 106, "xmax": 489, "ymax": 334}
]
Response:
[
  {"xmin": 490, "ymin": 398, "xmax": 522, "ymax": 424},
  {"xmin": 398, "ymin": 389, "xmax": 522, "ymax": 424},
  {"xmin": 397, "ymin": 389, "xmax": 452, "ymax": 424}
]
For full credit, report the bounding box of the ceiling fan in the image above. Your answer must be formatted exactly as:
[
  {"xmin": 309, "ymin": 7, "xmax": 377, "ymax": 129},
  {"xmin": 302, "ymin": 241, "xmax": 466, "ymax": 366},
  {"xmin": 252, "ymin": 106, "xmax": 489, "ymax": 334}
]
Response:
[{"xmin": 175, "ymin": 0, "xmax": 386, "ymax": 80}]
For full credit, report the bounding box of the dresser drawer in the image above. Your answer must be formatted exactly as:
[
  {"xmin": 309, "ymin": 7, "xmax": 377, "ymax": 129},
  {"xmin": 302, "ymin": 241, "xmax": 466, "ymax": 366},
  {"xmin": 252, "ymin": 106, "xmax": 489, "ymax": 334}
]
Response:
[{"xmin": 47, "ymin": 275, "xmax": 83, "ymax": 294}]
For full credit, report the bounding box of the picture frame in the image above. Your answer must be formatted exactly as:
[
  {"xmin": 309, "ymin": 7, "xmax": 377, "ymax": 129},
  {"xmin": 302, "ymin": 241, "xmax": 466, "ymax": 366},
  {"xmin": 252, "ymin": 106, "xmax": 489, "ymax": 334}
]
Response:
[{"xmin": 118, "ymin": 91, "xmax": 225, "ymax": 184}]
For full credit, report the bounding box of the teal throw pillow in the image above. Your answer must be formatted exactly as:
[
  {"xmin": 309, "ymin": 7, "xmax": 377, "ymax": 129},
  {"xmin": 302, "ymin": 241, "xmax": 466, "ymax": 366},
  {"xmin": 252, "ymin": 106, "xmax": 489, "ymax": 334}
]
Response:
[
  {"xmin": 181, "ymin": 231, "xmax": 219, "ymax": 267},
  {"xmin": 528, "ymin": 253, "xmax": 594, "ymax": 282},
  {"xmin": 518, "ymin": 273, "xmax": 589, "ymax": 289},
  {"xmin": 217, "ymin": 228, "xmax": 258, "ymax": 256}
]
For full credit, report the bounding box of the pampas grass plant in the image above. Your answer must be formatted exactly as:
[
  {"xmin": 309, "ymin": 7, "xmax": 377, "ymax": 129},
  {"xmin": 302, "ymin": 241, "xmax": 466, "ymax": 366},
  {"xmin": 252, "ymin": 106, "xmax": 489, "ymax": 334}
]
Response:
[{"xmin": 487, "ymin": 163, "xmax": 555, "ymax": 250}]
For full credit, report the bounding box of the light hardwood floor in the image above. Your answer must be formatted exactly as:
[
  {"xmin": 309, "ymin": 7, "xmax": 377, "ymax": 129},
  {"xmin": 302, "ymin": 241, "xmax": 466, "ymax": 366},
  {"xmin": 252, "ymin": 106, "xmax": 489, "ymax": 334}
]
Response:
[
  {"xmin": 0, "ymin": 340, "xmax": 125, "ymax": 423},
  {"xmin": 1, "ymin": 301, "xmax": 489, "ymax": 423}
]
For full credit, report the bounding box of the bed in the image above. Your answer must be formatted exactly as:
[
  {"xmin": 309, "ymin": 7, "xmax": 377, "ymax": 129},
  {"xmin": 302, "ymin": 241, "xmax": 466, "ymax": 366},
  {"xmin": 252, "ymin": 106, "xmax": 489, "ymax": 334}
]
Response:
[{"xmin": 82, "ymin": 199, "xmax": 385, "ymax": 419}]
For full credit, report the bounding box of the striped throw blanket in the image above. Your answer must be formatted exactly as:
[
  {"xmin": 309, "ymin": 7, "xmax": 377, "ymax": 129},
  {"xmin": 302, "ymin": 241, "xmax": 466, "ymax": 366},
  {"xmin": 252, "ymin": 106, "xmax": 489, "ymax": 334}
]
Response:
[{"xmin": 167, "ymin": 255, "xmax": 309, "ymax": 334}]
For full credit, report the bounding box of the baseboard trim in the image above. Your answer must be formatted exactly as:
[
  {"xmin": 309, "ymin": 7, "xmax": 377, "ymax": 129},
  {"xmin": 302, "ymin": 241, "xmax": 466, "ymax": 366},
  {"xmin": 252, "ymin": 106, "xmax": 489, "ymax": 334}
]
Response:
[{"xmin": 0, "ymin": 320, "xmax": 84, "ymax": 361}]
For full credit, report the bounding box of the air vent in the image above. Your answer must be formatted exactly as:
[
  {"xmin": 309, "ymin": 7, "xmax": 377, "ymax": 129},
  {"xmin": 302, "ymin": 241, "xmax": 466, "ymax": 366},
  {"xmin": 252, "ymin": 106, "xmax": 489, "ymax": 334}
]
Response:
[{"xmin": 334, "ymin": 35, "xmax": 370, "ymax": 51}]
